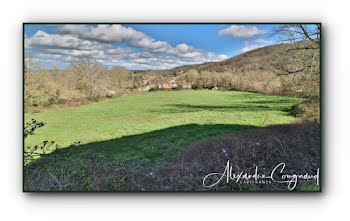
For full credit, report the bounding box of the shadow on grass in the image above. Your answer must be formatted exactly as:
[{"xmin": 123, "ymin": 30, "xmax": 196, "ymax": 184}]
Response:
[
  {"xmin": 154, "ymin": 103, "xmax": 295, "ymax": 114},
  {"xmin": 24, "ymin": 122, "xmax": 320, "ymax": 191},
  {"xmin": 27, "ymin": 123, "xmax": 260, "ymax": 168},
  {"xmin": 245, "ymin": 99, "xmax": 299, "ymax": 104}
]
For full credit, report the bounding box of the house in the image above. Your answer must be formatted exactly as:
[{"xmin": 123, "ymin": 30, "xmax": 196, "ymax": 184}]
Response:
[
  {"xmin": 182, "ymin": 82, "xmax": 192, "ymax": 89},
  {"xmin": 162, "ymin": 83, "xmax": 172, "ymax": 89}
]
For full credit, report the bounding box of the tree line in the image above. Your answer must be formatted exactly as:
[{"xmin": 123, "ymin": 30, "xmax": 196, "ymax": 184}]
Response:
[{"xmin": 24, "ymin": 24, "xmax": 320, "ymax": 119}]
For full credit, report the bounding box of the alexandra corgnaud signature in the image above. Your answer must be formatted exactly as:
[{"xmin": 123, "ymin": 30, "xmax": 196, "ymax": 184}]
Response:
[{"xmin": 203, "ymin": 160, "xmax": 319, "ymax": 190}]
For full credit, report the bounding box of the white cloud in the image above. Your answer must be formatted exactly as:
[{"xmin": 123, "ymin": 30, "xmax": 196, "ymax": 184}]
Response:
[
  {"xmin": 129, "ymin": 37, "xmax": 171, "ymax": 51},
  {"xmin": 218, "ymin": 25, "xmax": 269, "ymax": 38},
  {"xmin": 99, "ymin": 49, "xmax": 227, "ymax": 70},
  {"xmin": 105, "ymin": 47, "xmax": 132, "ymax": 55},
  {"xmin": 57, "ymin": 24, "xmax": 145, "ymax": 43},
  {"xmin": 237, "ymin": 38, "xmax": 274, "ymax": 53},
  {"xmin": 167, "ymin": 44, "xmax": 204, "ymax": 58},
  {"xmin": 217, "ymin": 54, "xmax": 229, "ymax": 60},
  {"xmin": 25, "ymin": 25, "xmax": 229, "ymax": 70},
  {"xmin": 55, "ymin": 25, "xmax": 90, "ymax": 36},
  {"xmin": 253, "ymin": 38, "xmax": 274, "ymax": 44},
  {"xmin": 25, "ymin": 30, "xmax": 111, "ymax": 51},
  {"xmin": 56, "ymin": 25, "xmax": 209, "ymax": 58},
  {"xmin": 58, "ymin": 24, "xmax": 172, "ymax": 53}
]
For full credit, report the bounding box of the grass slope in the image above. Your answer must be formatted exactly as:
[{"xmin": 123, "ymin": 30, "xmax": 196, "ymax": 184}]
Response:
[{"xmin": 25, "ymin": 90, "xmax": 301, "ymax": 163}]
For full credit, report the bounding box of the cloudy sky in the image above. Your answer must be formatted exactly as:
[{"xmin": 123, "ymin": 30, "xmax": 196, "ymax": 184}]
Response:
[{"xmin": 24, "ymin": 24, "xmax": 279, "ymax": 70}]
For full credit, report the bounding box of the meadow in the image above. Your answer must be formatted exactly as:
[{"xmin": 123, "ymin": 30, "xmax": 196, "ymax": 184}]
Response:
[
  {"xmin": 25, "ymin": 90, "xmax": 301, "ymax": 161},
  {"xmin": 24, "ymin": 90, "xmax": 318, "ymax": 191}
]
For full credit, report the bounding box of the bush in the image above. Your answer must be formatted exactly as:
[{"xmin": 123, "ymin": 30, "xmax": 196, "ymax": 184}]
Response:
[
  {"xmin": 291, "ymin": 100, "xmax": 320, "ymax": 121},
  {"xmin": 192, "ymin": 83, "xmax": 201, "ymax": 90}
]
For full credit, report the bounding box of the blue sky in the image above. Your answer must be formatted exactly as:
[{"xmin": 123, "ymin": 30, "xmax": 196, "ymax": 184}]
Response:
[{"xmin": 24, "ymin": 24, "xmax": 280, "ymax": 70}]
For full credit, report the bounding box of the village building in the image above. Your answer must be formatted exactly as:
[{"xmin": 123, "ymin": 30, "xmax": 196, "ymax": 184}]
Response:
[
  {"xmin": 182, "ymin": 82, "xmax": 192, "ymax": 89},
  {"xmin": 162, "ymin": 83, "xmax": 172, "ymax": 89}
]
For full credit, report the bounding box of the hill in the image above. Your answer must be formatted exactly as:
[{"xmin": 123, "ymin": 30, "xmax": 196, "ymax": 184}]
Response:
[
  {"xmin": 137, "ymin": 40, "xmax": 319, "ymax": 98},
  {"xmin": 171, "ymin": 43, "xmax": 281, "ymax": 73}
]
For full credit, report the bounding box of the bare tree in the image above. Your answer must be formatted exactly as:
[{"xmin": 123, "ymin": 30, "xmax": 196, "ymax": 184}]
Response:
[
  {"xmin": 186, "ymin": 69, "xmax": 199, "ymax": 84},
  {"xmin": 272, "ymin": 24, "xmax": 320, "ymax": 99},
  {"xmin": 69, "ymin": 55, "xmax": 104, "ymax": 99},
  {"xmin": 24, "ymin": 53, "xmax": 44, "ymax": 106},
  {"xmin": 109, "ymin": 66, "xmax": 132, "ymax": 89},
  {"xmin": 274, "ymin": 24, "xmax": 320, "ymax": 47}
]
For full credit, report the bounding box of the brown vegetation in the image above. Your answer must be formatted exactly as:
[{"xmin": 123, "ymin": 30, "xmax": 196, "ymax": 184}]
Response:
[
  {"xmin": 24, "ymin": 55, "xmax": 140, "ymax": 112},
  {"xmin": 156, "ymin": 121, "xmax": 320, "ymax": 191}
]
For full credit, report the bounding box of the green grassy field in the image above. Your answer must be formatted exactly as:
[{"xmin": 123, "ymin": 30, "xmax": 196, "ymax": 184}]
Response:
[{"xmin": 25, "ymin": 90, "xmax": 302, "ymax": 165}]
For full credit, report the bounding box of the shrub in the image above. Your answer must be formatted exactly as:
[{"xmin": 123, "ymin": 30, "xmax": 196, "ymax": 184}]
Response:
[
  {"xmin": 24, "ymin": 119, "xmax": 60, "ymax": 165},
  {"xmin": 192, "ymin": 83, "xmax": 201, "ymax": 90},
  {"xmin": 291, "ymin": 100, "xmax": 320, "ymax": 121}
]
